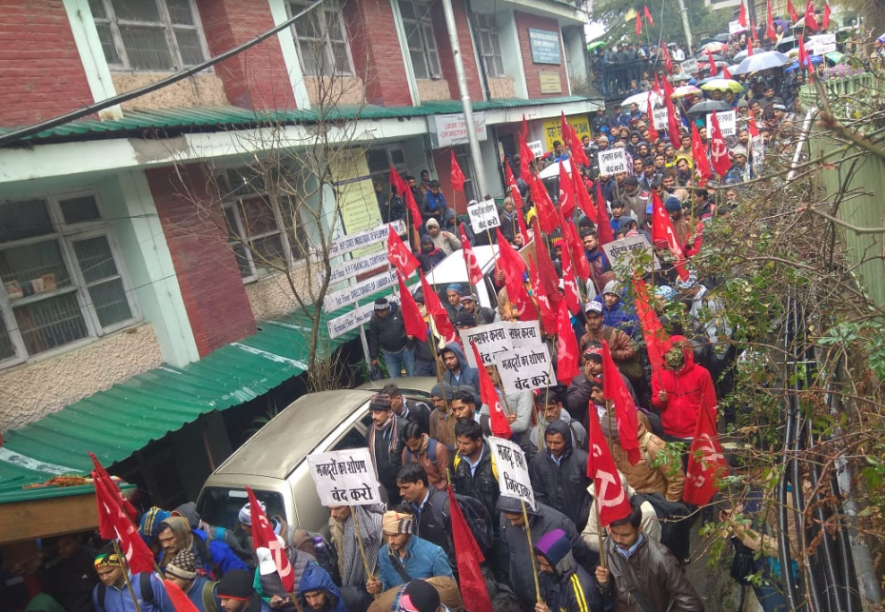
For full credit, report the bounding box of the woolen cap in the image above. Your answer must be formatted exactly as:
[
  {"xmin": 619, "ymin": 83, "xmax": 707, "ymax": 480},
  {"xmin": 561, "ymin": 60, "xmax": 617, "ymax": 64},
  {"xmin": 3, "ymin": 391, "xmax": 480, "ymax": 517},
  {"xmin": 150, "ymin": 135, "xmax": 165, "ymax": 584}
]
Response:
[
  {"xmin": 165, "ymin": 550, "xmax": 197, "ymax": 581},
  {"xmin": 399, "ymin": 580, "xmax": 441, "ymax": 612},
  {"xmin": 369, "ymin": 394, "xmax": 392, "ymax": 412},
  {"xmin": 217, "ymin": 570, "xmax": 254, "ymax": 600},
  {"xmin": 374, "ymin": 298, "xmax": 390, "ymax": 311}
]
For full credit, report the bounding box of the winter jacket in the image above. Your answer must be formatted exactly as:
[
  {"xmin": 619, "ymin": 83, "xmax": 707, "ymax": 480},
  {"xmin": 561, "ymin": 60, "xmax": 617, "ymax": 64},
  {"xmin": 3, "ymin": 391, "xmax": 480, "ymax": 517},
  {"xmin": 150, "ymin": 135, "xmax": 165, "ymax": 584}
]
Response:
[
  {"xmin": 498, "ymin": 497, "xmax": 598, "ymax": 608},
  {"xmin": 602, "ymin": 533, "xmax": 704, "ymax": 612},
  {"xmin": 582, "ymin": 487, "xmax": 661, "ymax": 553},
  {"xmin": 402, "ymin": 436, "xmax": 452, "ymax": 491},
  {"xmin": 451, "ymin": 443, "xmax": 499, "ymax": 520},
  {"xmin": 177, "ymin": 576, "xmax": 218, "ymax": 612},
  {"xmin": 540, "ymin": 563, "xmax": 613, "ymax": 612},
  {"xmin": 595, "ymin": 295, "xmax": 640, "ymax": 339},
  {"xmin": 92, "ymin": 572, "xmax": 171, "ymax": 612},
  {"xmin": 377, "ymin": 536, "xmax": 453, "ymax": 590},
  {"xmin": 429, "ymin": 408, "xmax": 457, "ymax": 450},
  {"xmin": 499, "ymin": 210, "xmax": 520, "ymax": 243},
  {"xmin": 567, "ymin": 373, "xmax": 638, "ymax": 430},
  {"xmin": 296, "ymin": 563, "xmax": 347, "ymax": 612},
  {"xmin": 579, "ymin": 326, "xmax": 637, "ymax": 367},
  {"xmin": 367, "ymin": 303, "xmax": 409, "ymax": 358},
  {"xmin": 158, "ymin": 530, "xmax": 248, "ymax": 579},
  {"xmin": 431, "ymin": 230, "xmax": 461, "ymax": 256},
  {"xmin": 607, "ymin": 421, "xmax": 686, "ymax": 502},
  {"xmin": 618, "ymin": 188, "xmax": 651, "ymax": 227},
  {"xmin": 529, "ymin": 409, "xmax": 588, "ymax": 454},
  {"xmin": 395, "ymin": 399, "xmax": 432, "ymax": 436},
  {"xmin": 368, "ymin": 414, "xmax": 406, "ymax": 503},
  {"xmin": 528, "ymin": 420, "xmax": 593, "ymax": 531},
  {"xmin": 417, "ymin": 247, "xmax": 446, "ymax": 272},
  {"xmin": 423, "ymin": 191, "xmax": 447, "ymax": 217},
  {"xmin": 650, "ymin": 336, "xmax": 717, "ymax": 439},
  {"xmin": 439, "ymin": 343, "xmax": 481, "ymax": 392}
]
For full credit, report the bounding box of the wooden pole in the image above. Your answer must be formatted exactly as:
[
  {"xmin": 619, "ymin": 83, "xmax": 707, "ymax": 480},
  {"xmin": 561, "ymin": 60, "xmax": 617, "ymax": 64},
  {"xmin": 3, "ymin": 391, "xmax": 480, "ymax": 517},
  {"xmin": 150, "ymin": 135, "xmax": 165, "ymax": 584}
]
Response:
[
  {"xmin": 112, "ymin": 541, "xmax": 143, "ymax": 612},
  {"xmin": 521, "ymin": 499, "xmax": 543, "ymax": 604},
  {"xmin": 351, "ymin": 510, "xmax": 377, "ymax": 600}
]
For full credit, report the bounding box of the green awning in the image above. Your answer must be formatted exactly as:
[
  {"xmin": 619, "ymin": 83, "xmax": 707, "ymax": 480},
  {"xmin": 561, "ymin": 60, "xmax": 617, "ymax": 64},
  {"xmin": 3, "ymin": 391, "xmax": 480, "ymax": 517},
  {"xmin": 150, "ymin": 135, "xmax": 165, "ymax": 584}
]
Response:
[{"xmin": 0, "ymin": 303, "xmax": 368, "ymax": 504}]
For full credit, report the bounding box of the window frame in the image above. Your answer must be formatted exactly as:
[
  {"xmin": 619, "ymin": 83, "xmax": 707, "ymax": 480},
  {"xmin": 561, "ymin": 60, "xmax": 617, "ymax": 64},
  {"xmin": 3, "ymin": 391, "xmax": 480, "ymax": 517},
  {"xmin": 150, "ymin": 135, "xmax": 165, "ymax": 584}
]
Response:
[
  {"xmin": 398, "ymin": 0, "xmax": 442, "ymax": 79},
  {"xmin": 286, "ymin": 0, "xmax": 356, "ymax": 77},
  {"xmin": 473, "ymin": 13, "xmax": 505, "ymax": 78},
  {"xmin": 0, "ymin": 191, "xmax": 140, "ymax": 369},
  {"xmin": 90, "ymin": 0, "xmax": 211, "ymax": 72}
]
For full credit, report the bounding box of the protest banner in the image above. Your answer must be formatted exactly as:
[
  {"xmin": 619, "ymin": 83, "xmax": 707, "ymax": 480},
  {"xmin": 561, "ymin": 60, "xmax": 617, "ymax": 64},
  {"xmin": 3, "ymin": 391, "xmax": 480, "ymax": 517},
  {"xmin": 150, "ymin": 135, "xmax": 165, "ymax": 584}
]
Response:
[
  {"xmin": 706, "ymin": 110, "xmax": 736, "ymax": 137},
  {"xmin": 751, "ymin": 135, "xmax": 765, "ymax": 168},
  {"xmin": 602, "ymin": 234, "xmax": 660, "ymax": 271},
  {"xmin": 527, "ymin": 141, "xmax": 545, "ymax": 159},
  {"xmin": 460, "ymin": 322, "xmax": 512, "ymax": 367},
  {"xmin": 319, "ymin": 251, "xmax": 389, "ymax": 285},
  {"xmin": 652, "ymin": 107, "xmax": 668, "ymax": 131},
  {"xmin": 680, "ymin": 58, "xmax": 698, "ymax": 75},
  {"xmin": 467, "ymin": 199, "xmax": 501, "ymax": 233},
  {"xmin": 488, "ymin": 436, "xmax": 536, "ymax": 511},
  {"xmin": 809, "ymin": 34, "xmax": 837, "ymax": 55},
  {"xmin": 728, "ymin": 20, "xmax": 746, "ymax": 34},
  {"xmin": 493, "ymin": 345, "xmax": 557, "ymax": 394},
  {"xmin": 598, "ymin": 148, "xmax": 628, "ymax": 176},
  {"xmin": 506, "ymin": 320, "xmax": 543, "ymax": 348},
  {"xmin": 323, "ymin": 270, "xmax": 396, "ymax": 311},
  {"xmin": 325, "ymin": 220, "xmax": 405, "ymax": 259},
  {"xmin": 327, "ymin": 301, "xmax": 378, "ymax": 339},
  {"xmin": 308, "ymin": 448, "xmax": 383, "ymax": 507}
]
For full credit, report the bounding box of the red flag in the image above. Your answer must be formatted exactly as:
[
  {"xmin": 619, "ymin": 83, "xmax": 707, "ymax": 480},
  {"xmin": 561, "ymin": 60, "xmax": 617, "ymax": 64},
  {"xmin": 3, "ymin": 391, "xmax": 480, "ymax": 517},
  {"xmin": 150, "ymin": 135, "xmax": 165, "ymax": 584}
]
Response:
[
  {"xmin": 560, "ymin": 112, "xmax": 572, "ymax": 150},
  {"xmin": 397, "ymin": 273, "xmax": 427, "ymax": 342},
  {"xmin": 573, "ymin": 168, "xmax": 597, "ymax": 224},
  {"xmin": 558, "ymin": 161, "xmax": 575, "ymax": 219},
  {"xmin": 390, "ymin": 166, "xmax": 423, "ymax": 228},
  {"xmin": 647, "ymin": 98, "xmax": 659, "ymax": 143},
  {"xmin": 555, "ymin": 299, "xmax": 579, "ymax": 386},
  {"xmin": 559, "ymin": 243, "xmax": 581, "ymax": 315},
  {"xmin": 563, "ymin": 219, "xmax": 591, "ymax": 280},
  {"xmin": 709, "ymin": 112, "xmax": 731, "ymax": 178},
  {"xmin": 822, "ymin": 1, "xmax": 830, "ymax": 29},
  {"xmin": 451, "ymin": 150, "xmax": 466, "ymax": 192},
  {"xmin": 586, "ymin": 405, "xmax": 633, "ymax": 526},
  {"xmin": 447, "ymin": 486, "xmax": 493, "ymax": 612},
  {"xmin": 804, "ymin": 0, "xmax": 818, "ymax": 31},
  {"xmin": 530, "ymin": 218, "xmax": 562, "ymax": 310},
  {"xmin": 459, "ymin": 225, "xmax": 483, "ymax": 287},
  {"xmin": 595, "ymin": 183, "xmax": 615, "ymax": 246},
  {"xmin": 519, "ymin": 133, "xmax": 534, "ymax": 182},
  {"xmin": 748, "ymin": 107, "xmax": 759, "ymax": 137},
  {"xmin": 89, "ymin": 453, "xmax": 137, "ymax": 524},
  {"xmin": 691, "ymin": 123, "xmax": 712, "ymax": 182},
  {"xmin": 92, "ymin": 470, "xmax": 155, "ymax": 573},
  {"xmin": 662, "ymin": 78, "xmax": 682, "ymax": 141},
  {"xmin": 530, "ymin": 175, "xmax": 560, "ymax": 235},
  {"xmin": 683, "ymin": 401, "xmax": 728, "ymax": 506},
  {"xmin": 651, "ymin": 191, "xmax": 690, "ymax": 282},
  {"xmin": 496, "ymin": 228, "xmax": 537, "ymax": 322},
  {"xmin": 632, "ymin": 277, "xmax": 669, "ymax": 376},
  {"xmin": 248, "ymin": 487, "xmax": 294, "ymax": 591},
  {"xmin": 738, "ymin": 1, "xmax": 748, "ymax": 26},
  {"xmin": 722, "ymin": 66, "xmax": 733, "ymax": 80},
  {"xmin": 529, "ymin": 258, "xmax": 556, "ymax": 334},
  {"xmin": 504, "ymin": 162, "xmax": 530, "ymax": 242},
  {"xmin": 766, "ymin": 0, "xmax": 776, "ymax": 40},
  {"xmin": 601, "ymin": 340, "xmax": 641, "ymax": 465},
  {"xmin": 706, "ymin": 48, "xmax": 718, "ymax": 76},
  {"xmin": 652, "ymin": 74, "xmax": 662, "ymax": 97},
  {"xmin": 644, "ymin": 5, "xmax": 654, "ymax": 25},
  {"xmin": 387, "ymin": 225, "xmax": 419, "ymax": 277},
  {"xmin": 566, "ymin": 122, "xmax": 590, "ymax": 167},
  {"xmin": 787, "ymin": 0, "xmax": 799, "ymax": 22},
  {"xmin": 747, "ymin": 36, "xmax": 754, "ymax": 56},
  {"xmin": 163, "ymin": 580, "xmax": 202, "ymax": 612},
  {"xmin": 661, "ymin": 42, "xmax": 673, "ymax": 74},
  {"xmin": 419, "ymin": 271, "xmax": 458, "ymax": 344},
  {"xmin": 635, "ymin": 13, "xmax": 642, "ymax": 36},
  {"xmin": 798, "ymin": 34, "xmax": 811, "ymax": 71},
  {"xmin": 470, "ymin": 342, "xmax": 514, "ymax": 438}
]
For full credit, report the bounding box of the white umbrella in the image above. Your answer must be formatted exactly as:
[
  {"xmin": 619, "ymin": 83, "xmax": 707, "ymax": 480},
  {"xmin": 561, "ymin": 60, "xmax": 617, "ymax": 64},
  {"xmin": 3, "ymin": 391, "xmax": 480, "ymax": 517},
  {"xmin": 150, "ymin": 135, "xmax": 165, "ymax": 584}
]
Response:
[
  {"xmin": 538, "ymin": 159, "xmax": 572, "ymax": 180},
  {"xmin": 620, "ymin": 91, "xmax": 662, "ymax": 107},
  {"xmin": 731, "ymin": 51, "xmax": 792, "ymax": 75}
]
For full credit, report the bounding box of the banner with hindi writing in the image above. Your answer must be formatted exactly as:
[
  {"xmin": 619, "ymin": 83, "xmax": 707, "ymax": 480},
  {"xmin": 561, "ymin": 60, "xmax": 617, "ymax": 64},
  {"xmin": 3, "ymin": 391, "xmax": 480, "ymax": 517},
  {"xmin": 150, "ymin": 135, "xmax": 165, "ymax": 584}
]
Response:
[
  {"xmin": 493, "ymin": 345, "xmax": 557, "ymax": 394},
  {"xmin": 461, "ymin": 322, "xmax": 513, "ymax": 367},
  {"xmin": 307, "ymin": 448, "xmax": 383, "ymax": 507},
  {"xmin": 489, "ymin": 436, "xmax": 536, "ymax": 511},
  {"xmin": 506, "ymin": 320, "xmax": 542, "ymax": 348},
  {"xmin": 467, "ymin": 199, "xmax": 501, "ymax": 233}
]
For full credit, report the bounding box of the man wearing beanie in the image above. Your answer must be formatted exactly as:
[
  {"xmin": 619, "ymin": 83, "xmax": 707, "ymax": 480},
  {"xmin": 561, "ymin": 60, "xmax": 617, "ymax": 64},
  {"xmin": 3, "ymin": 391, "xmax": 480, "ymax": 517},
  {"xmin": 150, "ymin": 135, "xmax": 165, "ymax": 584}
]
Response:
[
  {"xmin": 664, "ymin": 195, "xmax": 691, "ymax": 251},
  {"xmin": 165, "ymin": 550, "xmax": 219, "ymax": 612},
  {"xmin": 368, "ymin": 297, "xmax": 416, "ymax": 378},
  {"xmin": 398, "ymin": 579, "xmax": 449, "ymax": 612},
  {"xmin": 368, "ymin": 393, "xmax": 406, "ymax": 504},
  {"xmin": 618, "ymin": 174, "xmax": 651, "ymax": 226},
  {"xmin": 217, "ymin": 570, "xmax": 271, "ymax": 612},
  {"xmin": 534, "ymin": 529, "xmax": 611, "ymax": 612},
  {"xmin": 428, "ymin": 382, "xmax": 457, "ymax": 449}
]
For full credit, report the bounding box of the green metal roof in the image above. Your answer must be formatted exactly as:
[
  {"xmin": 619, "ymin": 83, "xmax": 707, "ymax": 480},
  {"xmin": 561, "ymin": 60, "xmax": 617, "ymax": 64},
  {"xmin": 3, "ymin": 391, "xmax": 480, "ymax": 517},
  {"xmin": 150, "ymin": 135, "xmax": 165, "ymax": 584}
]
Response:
[
  {"xmin": 0, "ymin": 96, "xmax": 599, "ymax": 144},
  {"xmin": 0, "ymin": 300, "xmax": 371, "ymax": 504}
]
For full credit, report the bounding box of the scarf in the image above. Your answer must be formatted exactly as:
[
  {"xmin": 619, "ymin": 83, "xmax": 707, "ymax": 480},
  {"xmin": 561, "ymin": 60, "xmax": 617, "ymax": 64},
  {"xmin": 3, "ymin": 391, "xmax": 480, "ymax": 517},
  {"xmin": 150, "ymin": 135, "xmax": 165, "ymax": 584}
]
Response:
[{"xmin": 335, "ymin": 507, "xmax": 383, "ymax": 587}]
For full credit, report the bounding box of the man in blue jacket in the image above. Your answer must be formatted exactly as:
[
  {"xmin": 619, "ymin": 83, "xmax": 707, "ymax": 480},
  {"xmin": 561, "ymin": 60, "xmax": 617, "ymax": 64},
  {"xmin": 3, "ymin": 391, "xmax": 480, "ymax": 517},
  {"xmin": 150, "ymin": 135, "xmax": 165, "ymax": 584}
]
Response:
[
  {"xmin": 92, "ymin": 552, "xmax": 170, "ymax": 612},
  {"xmin": 297, "ymin": 563, "xmax": 347, "ymax": 612},
  {"xmin": 164, "ymin": 550, "xmax": 219, "ymax": 612},
  {"xmin": 158, "ymin": 517, "xmax": 247, "ymax": 581},
  {"xmin": 438, "ymin": 343, "xmax": 480, "ymax": 392}
]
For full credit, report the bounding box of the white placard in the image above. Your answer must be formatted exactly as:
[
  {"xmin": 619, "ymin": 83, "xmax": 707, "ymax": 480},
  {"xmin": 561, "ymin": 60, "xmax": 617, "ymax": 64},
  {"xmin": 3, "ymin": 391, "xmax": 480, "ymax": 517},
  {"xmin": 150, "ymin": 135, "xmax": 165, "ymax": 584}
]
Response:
[
  {"xmin": 809, "ymin": 34, "xmax": 837, "ymax": 55},
  {"xmin": 489, "ymin": 437, "xmax": 536, "ymax": 511},
  {"xmin": 707, "ymin": 110, "xmax": 737, "ymax": 137},
  {"xmin": 728, "ymin": 20, "xmax": 746, "ymax": 34},
  {"xmin": 750, "ymin": 135, "xmax": 765, "ymax": 168},
  {"xmin": 602, "ymin": 234, "xmax": 660, "ymax": 271},
  {"xmin": 467, "ymin": 199, "xmax": 501, "ymax": 233},
  {"xmin": 319, "ymin": 251, "xmax": 390, "ymax": 285},
  {"xmin": 680, "ymin": 58, "xmax": 698, "ymax": 75},
  {"xmin": 493, "ymin": 345, "xmax": 557, "ymax": 394},
  {"xmin": 308, "ymin": 448, "xmax": 383, "ymax": 507},
  {"xmin": 327, "ymin": 220, "xmax": 406, "ymax": 259},
  {"xmin": 323, "ymin": 270, "xmax": 397, "ymax": 312},
  {"xmin": 506, "ymin": 321, "xmax": 543, "ymax": 348},
  {"xmin": 429, "ymin": 112, "xmax": 488, "ymax": 148},
  {"xmin": 327, "ymin": 300, "xmax": 378, "ymax": 339},
  {"xmin": 597, "ymin": 148, "xmax": 628, "ymax": 176},
  {"xmin": 527, "ymin": 141, "xmax": 545, "ymax": 158},
  {"xmin": 652, "ymin": 107, "xmax": 669, "ymax": 131},
  {"xmin": 461, "ymin": 322, "xmax": 513, "ymax": 367}
]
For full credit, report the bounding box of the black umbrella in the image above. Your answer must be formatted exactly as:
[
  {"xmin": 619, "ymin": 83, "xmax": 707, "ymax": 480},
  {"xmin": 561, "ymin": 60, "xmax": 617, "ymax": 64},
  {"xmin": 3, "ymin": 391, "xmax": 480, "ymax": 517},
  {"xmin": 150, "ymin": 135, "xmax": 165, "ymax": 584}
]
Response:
[
  {"xmin": 714, "ymin": 32, "xmax": 731, "ymax": 42},
  {"xmin": 687, "ymin": 100, "xmax": 732, "ymax": 114}
]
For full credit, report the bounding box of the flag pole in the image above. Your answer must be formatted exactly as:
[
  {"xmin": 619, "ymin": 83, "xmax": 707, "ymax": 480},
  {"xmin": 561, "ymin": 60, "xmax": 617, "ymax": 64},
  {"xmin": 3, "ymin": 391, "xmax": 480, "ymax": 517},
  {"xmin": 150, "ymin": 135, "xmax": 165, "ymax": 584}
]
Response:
[
  {"xmin": 112, "ymin": 540, "xmax": 143, "ymax": 612},
  {"xmin": 350, "ymin": 510, "xmax": 377, "ymax": 600},
  {"xmin": 588, "ymin": 407, "xmax": 607, "ymax": 568},
  {"xmin": 521, "ymin": 499, "xmax": 543, "ymax": 604}
]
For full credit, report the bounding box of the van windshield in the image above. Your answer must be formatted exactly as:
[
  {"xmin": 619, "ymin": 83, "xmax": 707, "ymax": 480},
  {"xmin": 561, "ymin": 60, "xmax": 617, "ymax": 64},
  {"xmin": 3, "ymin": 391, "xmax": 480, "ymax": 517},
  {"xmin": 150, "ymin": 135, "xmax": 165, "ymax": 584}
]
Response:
[{"xmin": 198, "ymin": 487, "xmax": 285, "ymax": 530}]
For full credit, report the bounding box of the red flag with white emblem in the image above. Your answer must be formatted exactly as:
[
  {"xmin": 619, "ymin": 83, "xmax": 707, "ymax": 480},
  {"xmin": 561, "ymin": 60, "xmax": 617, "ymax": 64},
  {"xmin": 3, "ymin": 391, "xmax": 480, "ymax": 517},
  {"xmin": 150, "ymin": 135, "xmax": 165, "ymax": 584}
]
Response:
[
  {"xmin": 555, "ymin": 299, "xmax": 579, "ymax": 386},
  {"xmin": 451, "ymin": 150, "xmax": 466, "ymax": 192},
  {"xmin": 709, "ymin": 112, "xmax": 732, "ymax": 178},
  {"xmin": 787, "ymin": 0, "xmax": 799, "ymax": 22},
  {"xmin": 496, "ymin": 228, "xmax": 538, "ymax": 322},
  {"xmin": 390, "ymin": 166, "xmax": 423, "ymax": 228},
  {"xmin": 683, "ymin": 401, "xmax": 727, "ymax": 506},
  {"xmin": 504, "ymin": 162, "xmax": 530, "ymax": 244},
  {"xmin": 560, "ymin": 243, "xmax": 581, "ymax": 316},
  {"xmin": 531, "ymin": 175, "xmax": 560, "ymax": 235},
  {"xmin": 595, "ymin": 183, "xmax": 615, "ymax": 246},
  {"xmin": 397, "ymin": 273, "xmax": 427, "ymax": 342},
  {"xmin": 387, "ymin": 225, "xmax": 419, "ymax": 278},
  {"xmin": 563, "ymin": 218, "xmax": 591, "ymax": 281},
  {"xmin": 633, "ymin": 277, "xmax": 669, "ymax": 377},
  {"xmin": 601, "ymin": 341, "xmax": 641, "ymax": 465},
  {"xmin": 92, "ymin": 465, "xmax": 156, "ymax": 573},
  {"xmin": 529, "ymin": 258, "xmax": 556, "ymax": 335},
  {"xmin": 459, "ymin": 225, "xmax": 483, "ymax": 286},
  {"xmin": 691, "ymin": 123, "xmax": 712, "ymax": 183},
  {"xmin": 519, "ymin": 133, "xmax": 535, "ymax": 183},
  {"xmin": 586, "ymin": 404, "xmax": 633, "ymax": 526},
  {"xmin": 558, "ymin": 161, "xmax": 575, "ymax": 218},
  {"xmin": 419, "ymin": 271, "xmax": 458, "ymax": 344},
  {"xmin": 470, "ymin": 342, "xmax": 513, "ymax": 438},
  {"xmin": 652, "ymin": 191, "xmax": 690, "ymax": 282},
  {"xmin": 248, "ymin": 486, "xmax": 294, "ymax": 591},
  {"xmin": 804, "ymin": 0, "xmax": 819, "ymax": 31}
]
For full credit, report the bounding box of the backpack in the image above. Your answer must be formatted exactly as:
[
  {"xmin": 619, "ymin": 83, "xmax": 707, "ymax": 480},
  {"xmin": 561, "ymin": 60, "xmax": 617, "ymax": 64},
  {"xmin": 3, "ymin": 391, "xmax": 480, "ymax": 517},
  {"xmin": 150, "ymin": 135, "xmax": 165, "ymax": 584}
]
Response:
[
  {"xmin": 201, "ymin": 581, "xmax": 219, "ymax": 612},
  {"xmin": 446, "ymin": 494, "xmax": 494, "ymax": 553},
  {"xmin": 97, "ymin": 573, "xmax": 154, "ymax": 612},
  {"xmin": 405, "ymin": 438, "xmax": 439, "ymax": 464},
  {"xmin": 192, "ymin": 534, "xmax": 223, "ymax": 580},
  {"xmin": 306, "ymin": 531, "xmax": 339, "ymax": 583},
  {"xmin": 631, "ymin": 492, "xmax": 692, "ymax": 563}
]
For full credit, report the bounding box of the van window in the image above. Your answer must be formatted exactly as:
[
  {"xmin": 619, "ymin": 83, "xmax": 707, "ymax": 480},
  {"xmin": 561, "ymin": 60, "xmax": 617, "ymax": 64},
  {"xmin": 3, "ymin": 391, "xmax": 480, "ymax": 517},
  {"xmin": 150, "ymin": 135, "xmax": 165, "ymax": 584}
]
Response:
[
  {"xmin": 197, "ymin": 487, "xmax": 285, "ymax": 530},
  {"xmin": 331, "ymin": 423, "xmax": 367, "ymax": 451}
]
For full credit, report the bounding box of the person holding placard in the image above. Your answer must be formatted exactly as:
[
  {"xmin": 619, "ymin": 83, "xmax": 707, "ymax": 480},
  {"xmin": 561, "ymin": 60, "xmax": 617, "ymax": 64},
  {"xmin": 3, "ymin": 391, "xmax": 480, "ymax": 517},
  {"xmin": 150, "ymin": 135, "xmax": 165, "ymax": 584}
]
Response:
[
  {"xmin": 328, "ymin": 505, "xmax": 382, "ymax": 595},
  {"xmin": 450, "ymin": 420, "xmax": 499, "ymax": 520}
]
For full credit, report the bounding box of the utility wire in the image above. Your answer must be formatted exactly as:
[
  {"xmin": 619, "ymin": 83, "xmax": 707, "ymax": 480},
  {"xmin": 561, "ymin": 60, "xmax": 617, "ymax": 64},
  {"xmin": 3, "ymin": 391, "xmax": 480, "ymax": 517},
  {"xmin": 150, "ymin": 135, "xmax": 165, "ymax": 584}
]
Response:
[{"xmin": 0, "ymin": 0, "xmax": 328, "ymax": 149}]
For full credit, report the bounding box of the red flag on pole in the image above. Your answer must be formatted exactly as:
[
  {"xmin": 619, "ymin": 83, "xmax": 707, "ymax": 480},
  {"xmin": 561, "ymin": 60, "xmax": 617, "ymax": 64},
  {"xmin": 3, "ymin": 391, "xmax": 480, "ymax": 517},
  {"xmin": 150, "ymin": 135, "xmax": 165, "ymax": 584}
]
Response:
[
  {"xmin": 709, "ymin": 112, "xmax": 731, "ymax": 178},
  {"xmin": 635, "ymin": 13, "xmax": 642, "ymax": 35},
  {"xmin": 459, "ymin": 225, "xmax": 483, "ymax": 287},
  {"xmin": 706, "ymin": 48, "xmax": 718, "ymax": 76},
  {"xmin": 555, "ymin": 299, "xmax": 579, "ymax": 386},
  {"xmin": 387, "ymin": 225, "xmax": 419, "ymax": 277},
  {"xmin": 529, "ymin": 258, "xmax": 556, "ymax": 335},
  {"xmin": 447, "ymin": 486, "xmax": 493, "ymax": 612},
  {"xmin": 470, "ymin": 341, "xmax": 514, "ymax": 438},
  {"xmin": 390, "ymin": 166, "xmax": 423, "ymax": 229},
  {"xmin": 804, "ymin": 0, "xmax": 819, "ymax": 31},
  {"xmin": 651, "ymin": 191, "xmax": 690, "ymax": 282},
  {"xmin": 531, "ymin": 218, "xmax": 563, "ymax": 310},
  {"xmin": 661, "ymin": 42, "xmax": 673, "ymax": 74},
  {"xmin": 787, "ymin": 0, "xmax": 799, "ymax": 22},
  {"xmin": 558, "ymin": 161, "xmax": 575, "ymax": 219},
  {"xmin": 647, "ymin": 97, "xmax": 659, "ymax": 143},
  {"xmin": 644, "ymin": 5, "xmax": 654, "ymax": 25},
  {"xmin": 563, "ymin": 218, "xmax": 591, "ymax": 280},
  {"xmin": 691, "ymin": 123, "xmax": 713, "ymax": 183},
  {"xmin": 586, "ymin": 406, "xmax": 633, "ymax": 526},
  {"xmin": 595, "ymin": 183, "xmax": 615, "ymax": 246},
  {"xmin": 766, "ymin": 0, "xmax": 776, "ymax": 40},
  {"xmin": 504, "ymin": 161, "xmax": 530, "ymax": 241},
  {"xmin": 662, "ymin": 78, "xmax": 682, "ymax": 141},
  {"xmin": 738, "ymin": 1, "xmax": 748, "ymax": 26},
  {"xmin": 496, "ymin": 228, "xmax": 537, "ymax": 322},
  {"xmin": 163, "ymin": 580, "xmax": 203, "ymax": 612},
  {"xmin": 573, "ymin": 169, "xmax": 597, "ymax": 224},
  {"xmin": 798, "ymin": 34, "xmax": 811, "ymax": 71},
  {"xmin": 248, "ymin": 487, "xmax": 294, "ymax": 591},
  {"xmin": 530, "ymin": 175, "xmax": 560, "ymax": 235},
  {"xmin": 601, "ymin": 341, "xmax": 641, "ymax": 465},
  {"xmin": 747, "ymin": 35, "xmax": 754, "ymax": 56},
  {"xmin": 397, "ymin": 273, "xmax": 427, "ymax": 342},
  {"xmin": 632, "ymin": 277, "xmax": 669, "ymax": 377},
  {"xmin": 90, "ymin": 453, "xmax": 137, "ymax": 524},
  {"xmin": 683, "ymin": 401, "xmax": 728, "ymax": 506},
  {"xmin": 519, "ymin": 133, "xmax": 534, "ymax": 183},
  {"xmin": 653, "ymin": 74, "xmax": 662, "ymax": 97},
  {"xmin": 566, "ymin": 123, "xmax": 590, "ymax": 167},
  {"xmin": 92, "ymin": 469, "xmax": 156, "ymax": 573},
  {"xmin": 748, "ymin": 107, "xmax": 760, "ymax": 137},
  {"xmin": 722, "ymin": 65, "xmax": 733, "ymax": 80},
  {"xmin": 451, "ymin": 150, "xmax": 466, "ymax": 192},
  {"xmin": 559, "ymin": 242, "xmax": 581, "ymax": 315},
  {"xmin": 822, "ymin": 1, "xmax": 830, "ymax": 29},
  {"xmin": 419, "ymin": 271, "xmax": 458, "ymax": 344}
]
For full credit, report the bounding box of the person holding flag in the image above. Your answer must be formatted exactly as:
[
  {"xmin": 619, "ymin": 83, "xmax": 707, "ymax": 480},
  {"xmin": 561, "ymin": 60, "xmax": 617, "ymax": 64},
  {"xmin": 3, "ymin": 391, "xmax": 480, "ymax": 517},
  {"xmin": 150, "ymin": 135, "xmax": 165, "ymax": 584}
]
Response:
[
  {"xmin": 534, "ymin": 528, "xmax": 612, "ymax": 612},
  {"xmin": 651, "ymin": 336, "xmax": 718, "ymax": 443},
  {"xmin": 91, "ymin": 550, "xmax": 171, "ymax": 612}
]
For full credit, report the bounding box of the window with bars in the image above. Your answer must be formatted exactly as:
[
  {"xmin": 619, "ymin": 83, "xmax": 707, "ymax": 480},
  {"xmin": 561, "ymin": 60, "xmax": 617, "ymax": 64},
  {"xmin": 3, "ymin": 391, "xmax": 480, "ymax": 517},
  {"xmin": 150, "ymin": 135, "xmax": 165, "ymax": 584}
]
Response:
[
  {"xmin": 89, "ymin": 0, "xmax": 209, "ymax": 71},
  {"xmin": 398, "ymin": 0, "xmax": 442, "ymax": 79},
  {"xmin": 286, "ymin": 0, "xmax": 354, "ymax": 76},
  {"xmin": 0, "ymin": 194, "xmax": 138, "ymax": 367},
  {"xmin": 219, "ymin": 169, "xmax": 311, "ymax": 283},
  {"xmin": 473, "ymin": 14, "xmax": 504, "ymax": 78}
]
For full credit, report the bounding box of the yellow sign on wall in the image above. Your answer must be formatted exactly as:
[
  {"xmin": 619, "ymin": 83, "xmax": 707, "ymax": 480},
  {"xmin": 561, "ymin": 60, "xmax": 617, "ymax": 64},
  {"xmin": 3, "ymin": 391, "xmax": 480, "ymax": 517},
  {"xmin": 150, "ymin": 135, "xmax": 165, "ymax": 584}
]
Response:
[
  {"xmin": 542, "ymin": 114, "xmax": 592, "ymax": 154},
  {"xmin": 539, "ymin": 72, "xmax": 562, "ymax": 94}
]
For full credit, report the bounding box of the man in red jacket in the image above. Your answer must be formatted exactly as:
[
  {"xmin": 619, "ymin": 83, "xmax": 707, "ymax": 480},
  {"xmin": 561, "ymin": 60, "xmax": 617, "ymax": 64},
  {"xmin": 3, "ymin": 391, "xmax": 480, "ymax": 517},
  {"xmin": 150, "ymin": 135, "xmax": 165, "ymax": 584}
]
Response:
[{"xmin": 650, "ymin": 335, "xmax": 717, "ymax": 443}]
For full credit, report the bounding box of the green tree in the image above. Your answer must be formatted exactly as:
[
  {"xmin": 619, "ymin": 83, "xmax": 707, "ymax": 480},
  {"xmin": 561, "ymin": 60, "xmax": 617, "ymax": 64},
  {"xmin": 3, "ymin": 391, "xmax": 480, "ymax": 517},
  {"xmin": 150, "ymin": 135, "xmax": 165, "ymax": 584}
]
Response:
[{"xmin": 590, "ymin": 0, "xmax": 730, "ymax": 49}]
